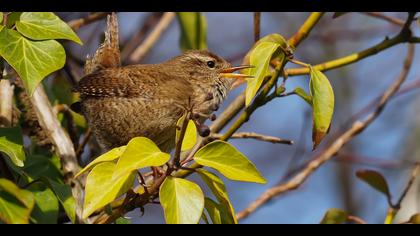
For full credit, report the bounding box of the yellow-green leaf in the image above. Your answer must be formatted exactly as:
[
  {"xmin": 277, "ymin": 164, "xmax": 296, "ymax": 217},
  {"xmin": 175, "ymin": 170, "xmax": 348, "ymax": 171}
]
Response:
[
  {"xmin": 245, "ymin": 41, "xmax": 281, "ymax": 106},
  {"xmin": 83, "ymin": 162, "xmax": 135, "ymax": 219},
  {"xmin": 408, "ymin": 213, "xmax": 420, "ymax": 224},
  {"xmin": 195, "ymin": 141, "xmax": 266, "ymax": 184},
  {"xmin": 0, "ymin": 127, "xmax": 25, "ymax": 167},
  {"xmin": 356, "ymin": 169, "xmax": 391, "ymax": 199},
  {"xmin": 177, "ymin": 12, "xmax": 207, "ymax": 51},
  {"xmin": 0, "ymin": 178, "xmax": 35, "ymax": 224},
  {"xmin": 0, "ymin": 13, "xmax": 3, "ymax": 24},
  {"xmin": 0, "ymin": 28, "xmax": 66, "ymax": 95},
  {"xmin": 16, "ymin": 12, "xmax": 82, "ymax": 45},
  {"xmin": 113, "ymin": 137, "xmax": 170, "ymax": 179},
  {"xmin": 75, "ymin": 146, "xmax": 126, "ymax": 178},
  {"xmin": 197, "ymin": 169, "xmax": 236, "ymax": 224},
  {"xmin": 176, "ymin": 115, "xmax": 197, "ymax": 151},
  {"xmin": 204, "ymin": 198, "xmax": 222, "ymax": 224},
  {"xmin": 320, "ymin": 208, "xmax": 348, "ymax": 224},
  {"xmin": 159, "ymin": 177, "xmax": 204, "ymax": 224},
  {"xmin": 309, "ymin": 68, "xmax": 334, "ymax": 149}
]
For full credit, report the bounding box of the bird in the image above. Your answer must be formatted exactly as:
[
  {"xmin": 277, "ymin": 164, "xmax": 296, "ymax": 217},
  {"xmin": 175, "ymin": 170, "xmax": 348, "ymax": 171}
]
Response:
[{"xmin": 71, "ymin": 14, "xmax": 251, "ymax": 152}]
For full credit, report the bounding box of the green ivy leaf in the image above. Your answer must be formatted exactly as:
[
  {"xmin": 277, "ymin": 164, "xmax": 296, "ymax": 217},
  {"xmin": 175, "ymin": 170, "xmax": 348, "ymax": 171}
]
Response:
[
  {"xmin": 177, "ymin": 12, "xmax": 207, "ymax": 51},
  {"xmin": 113, "ymin": 137, "xmax": 170, "ymax": 180},
  {"xmin": 0, "ymin": 127, "xmax": 25, "ymax": 167},
  {"xmin": 309, "ymin": 68, "xmax": 334, "ymax": 150},
  {"xmin": 0, "ymin": 178, "xmax": 35, "ymax": 224},
  {"xmin": 0, "ymin": 28, "xmax": 66, "ymax": 95},
  {"xmin": 16, "ymin": 12, "xmax": 82, "ymax": 45},
  {"xmin": 195, "ymin": 141, "xmax": 266, "ymax": 184},
  {"xmin": 75, "ymin": 146, "xmax": 126, "ymax": 178},
  {"xmin": 408, "ymin": 213, "xmax": 420, "ymax": 224},
  {"xmin": 29, "ymin": 184, "xmax": 59, "ymax": 224},
  {"xmin": 176, "ymin": 115, "xmax": 197, "ymax": 151},
  {"xmin": 245, "ymin": 42, "xmax": 282, "ymax": 106},
  {"xmin": 22, "ymin": 154, "xmax": 62, "ymax": 183},
  {"xmin": 6, "ymin": 12, "xmax": 22, "ymax": 28},
  {"xmin": 159, "ymin": 176, "xmax": 204, "ymax": 224},
  {"xmin": 320, "ymin": 208, "xmax": 348, "ymax": 224},
  {"xmin": 197, "ymin": 169, "xmax": 236, "ymax": 224},
  {"xmin": 83, "ymin": 162, "xmax": 135, "ymax": 219},
  {"xmin": 47, "ymin": 179, "xmax": 76, "ymax": 224},
  {"xmin": 0, "ymin": 12, "xmax": 3, "ymax": 24},
  {"xmin": 356, "ymin": 169, "xmax": 391, "ymax": 200},
  {"xmin": 294, "ymin": 87, "xmax": 313, "ymax": 106}
]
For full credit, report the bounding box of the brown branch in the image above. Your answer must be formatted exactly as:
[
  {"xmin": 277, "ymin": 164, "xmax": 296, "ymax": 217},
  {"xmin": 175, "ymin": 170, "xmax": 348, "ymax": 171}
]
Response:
[
  {"xmin": 68, "ymin": 12, "xmax": 110, "ymax": 31},
  {"xmin": 363, "ymin": 12, "xmax": 405, "ymax": 26},
  {"xmin": 211, "ymin": 132, "xmax": 293, "ymax": 145},
  {"xmin": 29, "ymin": 83, "xmax": 85, "ymax": 223},
  {"xmin": 128, "ymin": 12, "xmax": 175, "ymax": 63},
  {"xmin": 254, "ymin": 12, "xmax": 261, "ymax": 42},
  {"xmin": 236, "ymin": 43, "xmax": 415, "ymax": 221}
]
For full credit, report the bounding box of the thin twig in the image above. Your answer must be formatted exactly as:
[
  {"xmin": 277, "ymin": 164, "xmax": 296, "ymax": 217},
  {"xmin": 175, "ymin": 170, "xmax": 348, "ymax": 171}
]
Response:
[
  {"xmin": 363, "ymin": 12, "xmax": 405, "ymax": 26},
  {"xmin": 212, "ymin": 132, "xmax": 293, "ymax": 145},
  {"xmin": 68, "ymin": 12, "xmax": 110, "ymax": 31},
  {"xmin": 236, "ymin": 43, "xmax": 415, "ymax": 221},
  {"xmin": 254, "ymin": 12, "xmax": 261, "ymax": 42},
  {"xmin": 129, "ymin": 12, "xmax": 175, "ymax": 63},
  {"xmin": 395, "ymin": 162, "xmax": 420, "ymax": 208}
]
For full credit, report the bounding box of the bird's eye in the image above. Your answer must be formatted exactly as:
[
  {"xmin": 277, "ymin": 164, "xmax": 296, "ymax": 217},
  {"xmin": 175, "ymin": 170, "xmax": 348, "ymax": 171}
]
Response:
[{"xmin": 207, "ymin": 61, "xmax": 215, "ymax": 68}]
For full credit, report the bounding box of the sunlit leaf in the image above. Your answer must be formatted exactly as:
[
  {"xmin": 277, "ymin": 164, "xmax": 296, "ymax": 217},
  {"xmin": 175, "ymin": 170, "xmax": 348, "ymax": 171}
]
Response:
[
  {"xmin": 29, "ymin": 184, "xmax": 59, "ymax": 224},
  {"xmin": 294, "ymin": 87, "xmax": 312, "ymax": 106},
  {"xmin": 244, "ymin": 41, "xmax": 281, "ymax": 106},
  {"xmin": 0, "ymin": 178, "xmax": 35, "ymax": 224},
  {"xmin": 0, "ymin": 12, "xmax": 3, "ymax": 24},
  {"xmin": 177, "ymin": 12, "xmax": 207, "ymax": 51},
  {"xmin": 242, "ymin": 33, "xmax": 289, "ymax": 67},
  {"xmin": 0, "ymin": 28, "xmax": 65, "ymax": 95},
  {"xmin": 113, "ymin": 137, "xmax": 170, "ymax": 179},
  {"xmin": 195, "ymin": 141, "xmax": 266, "ymax": 184},
  {"xmin": 310, "ymin": 68, "xmax": 334, "ymax": 149},
  {"xmin": 408, "ymin": 213, "xmax": 420, "ymax": 224},
  {"xmin": 159, "ymin": 176, "xmax": 204, "ymax": 224},
  {"xmin": 16, "ymin": 12, "xmax": 82, "ymax": 44},
  {"xmin": 47, "ymin": 180, "xmax": 76, "ymax": 224},
  {"xmin": 83, "ymin": 162, "xmax": 135, "ymax": 219},
  {"xmin": 320, "ymin": 208, "xmax": 348, "ymax": 224},
  {"xmin": 0, "ymin": 127, "xmax": 25, "ymax": 167},
  {"xmin": 356, "ymin": 169, "xmax": 391, "ymax": 199},
  {"xmin": 75, "ymin": 146, "xmax": 126, "ymax": 178},
  {"xmin": 176, "ymin": 115, "xmax": 197, "ymax": 151},
  {"xmin": 197, "ymin": 169, "xmax": 236, "ymax": 224}
]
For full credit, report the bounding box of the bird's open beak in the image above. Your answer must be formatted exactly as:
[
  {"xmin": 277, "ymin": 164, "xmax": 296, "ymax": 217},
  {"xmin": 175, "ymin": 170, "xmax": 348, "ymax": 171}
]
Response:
[{"xmin": 219, "ymin": 65, "xmax": 254, "ymax": 79}]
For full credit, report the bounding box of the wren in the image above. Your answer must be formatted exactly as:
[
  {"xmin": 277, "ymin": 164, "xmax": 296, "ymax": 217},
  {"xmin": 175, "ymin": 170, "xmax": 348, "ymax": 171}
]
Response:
[{"xmin": 72, "ymin": 13, "xmax": 251, "ymax": 152}]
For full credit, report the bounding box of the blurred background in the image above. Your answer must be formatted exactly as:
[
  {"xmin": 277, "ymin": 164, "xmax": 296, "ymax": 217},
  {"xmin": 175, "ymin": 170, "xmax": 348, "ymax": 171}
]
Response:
[{"xmin": 58, "ymin": 12, "xmax": 420, "ymax": 223}]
